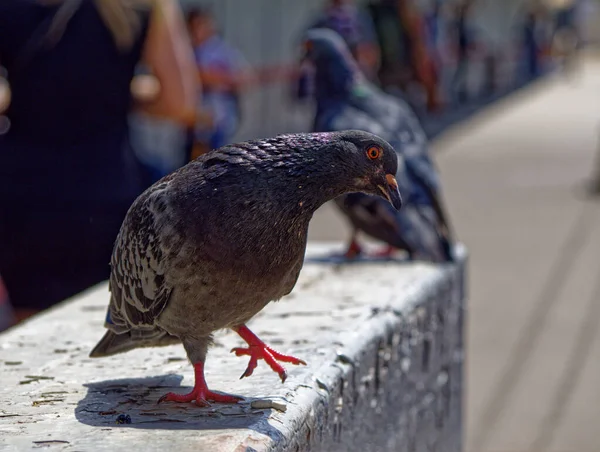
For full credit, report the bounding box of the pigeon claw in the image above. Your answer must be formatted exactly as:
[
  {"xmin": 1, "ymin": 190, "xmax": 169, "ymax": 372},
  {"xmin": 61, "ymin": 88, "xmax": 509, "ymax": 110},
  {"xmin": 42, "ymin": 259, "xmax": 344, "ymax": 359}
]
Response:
[
  {"xmin": 231, "ymin": 346, "xmax": 259, "ymax": 379},
  {"xmin": 343, "ymin": 239, "xmax": 362, "ymax": 259},
  {"xmin": 157, "ymin": 389, "xmax": 240, "ymax": 407},
  {"xmin": 279, "ymin": 370, "xmax": 288, "ymax": 384},
  {"xmin": 232, "ymin": 345, "xmax": 303, "ymax": 383},
  {"xmin": 232, "ymin": 325, "xmax": 307, "ymax": 384},
  {"xmin": 156, "ymin": 361, "xmax": 241, "ymax": 406}
]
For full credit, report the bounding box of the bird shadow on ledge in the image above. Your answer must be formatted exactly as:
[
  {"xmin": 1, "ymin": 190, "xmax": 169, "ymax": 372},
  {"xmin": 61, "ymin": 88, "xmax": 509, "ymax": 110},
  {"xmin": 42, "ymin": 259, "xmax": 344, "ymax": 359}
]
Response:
[{"xmin": 74, "ymin": 374, "xmax": 283, "ymax": 438}]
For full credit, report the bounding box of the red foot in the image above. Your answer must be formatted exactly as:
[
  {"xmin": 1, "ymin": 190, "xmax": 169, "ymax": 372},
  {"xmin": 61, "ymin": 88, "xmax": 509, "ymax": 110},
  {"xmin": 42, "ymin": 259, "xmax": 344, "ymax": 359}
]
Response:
[
  {"xmin": 344, "ymin": 239, "xmax": 362, "ymax": 259},
  {"xmin": 232, "ymin": 325, "xmax": 306, "ymax": 383},
  {"xmin": 157, "ymin": 362, "xmax": 241, "ymax": 406},
  {"xmin": 370, "ymin": 245, "xmax": 397, "ymax": 258}
]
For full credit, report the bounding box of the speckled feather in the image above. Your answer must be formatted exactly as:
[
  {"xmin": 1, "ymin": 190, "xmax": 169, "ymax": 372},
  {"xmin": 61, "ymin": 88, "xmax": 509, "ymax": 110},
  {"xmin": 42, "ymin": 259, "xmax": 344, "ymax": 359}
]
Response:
[{"xmin": 91, "ymin": 131, "xmax": 399, "ymax": 360}]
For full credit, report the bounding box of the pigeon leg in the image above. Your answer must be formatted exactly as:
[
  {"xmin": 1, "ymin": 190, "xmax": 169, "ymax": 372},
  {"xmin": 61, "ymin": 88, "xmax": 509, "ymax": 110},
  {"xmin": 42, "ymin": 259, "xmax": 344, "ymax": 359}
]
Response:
[
  {"xmin": 343, "ymin": 230, "xmax": 362, "ymax": 259},
  {"xmin": 158, "ymin": 361, "xmax": 241, "ymax": 406},
  {"xmin": 231, "ymin": 324, "xmax": 307, "ymax": 383},
  {"xmin": 370, "ymin": 245, "xmax": 397, "ymax": 258}
]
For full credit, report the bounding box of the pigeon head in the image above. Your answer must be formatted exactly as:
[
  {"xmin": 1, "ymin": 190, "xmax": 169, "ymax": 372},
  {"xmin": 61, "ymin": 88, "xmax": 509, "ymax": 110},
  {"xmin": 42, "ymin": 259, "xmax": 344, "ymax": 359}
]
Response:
[
  {"xmin": 255, "ymin": 130, "xmax": 401, "ymax": 211},
  {"xmin": 302, "ymin": 28, "xmax": 355, "ymax": 64},
  {"xmin": 299, "ymin": 28, "xmax": 361, "ymax": 102},
  {"xmin": 326, "ymin": 130, "xmax": 402, "ymax": 210}
]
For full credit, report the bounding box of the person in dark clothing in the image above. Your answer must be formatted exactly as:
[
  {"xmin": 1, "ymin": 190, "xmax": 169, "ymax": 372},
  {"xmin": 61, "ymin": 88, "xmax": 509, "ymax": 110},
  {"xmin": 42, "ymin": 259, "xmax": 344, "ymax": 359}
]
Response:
[
  {"xmin": 0, "ymin": 0, "xmax": 197, "ymax": 319},
  {"xmin": 552, "ymin": 4, "xmax": 580, "ymax": 75},
  {"xmin": 523, "ymin": 10, "xmax": 540, "ymax": 78},
  {"xmin": 451, "ymin": 1, "xmax": 474, "ymax": 105},
  {"xmin": 309, "ymin": 0, "xmax": 381, "ymax": 81}
]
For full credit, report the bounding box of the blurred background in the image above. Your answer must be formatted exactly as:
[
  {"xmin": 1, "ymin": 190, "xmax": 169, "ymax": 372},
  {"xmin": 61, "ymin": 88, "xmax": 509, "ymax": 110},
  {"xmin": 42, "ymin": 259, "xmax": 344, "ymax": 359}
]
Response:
[
  {"xmin": 128, "ymin": 0, "xmax": 600, "ymax": 177},
  {"xmin": 171, "ymin": 0, "xmax": 599, "ymax": 140},
  {"xmin": 2, "ymin": 0, "xmax": 600, "ymax": 450},
  {"xmin": 143, "ymin": 0, "xmax": 600, "ymax": 144}
]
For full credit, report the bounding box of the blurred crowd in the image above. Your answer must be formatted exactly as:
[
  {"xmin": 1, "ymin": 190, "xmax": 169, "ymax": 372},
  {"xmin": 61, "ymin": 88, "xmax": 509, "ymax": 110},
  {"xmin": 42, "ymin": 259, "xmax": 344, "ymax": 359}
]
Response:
[
  {"xmin": 0, "ymin": 0, "xmax": 586, "ymax": 331},
  {"xmin": 131, "ymin": 0, "xmax": 585, "ymax": 183}
]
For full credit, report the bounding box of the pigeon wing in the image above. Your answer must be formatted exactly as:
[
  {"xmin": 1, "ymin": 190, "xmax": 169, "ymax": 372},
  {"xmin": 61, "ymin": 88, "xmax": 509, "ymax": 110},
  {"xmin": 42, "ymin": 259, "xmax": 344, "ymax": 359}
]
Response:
[{"xmin": 105, "ymin": 183, "xmax": 173, "ymax": 333}]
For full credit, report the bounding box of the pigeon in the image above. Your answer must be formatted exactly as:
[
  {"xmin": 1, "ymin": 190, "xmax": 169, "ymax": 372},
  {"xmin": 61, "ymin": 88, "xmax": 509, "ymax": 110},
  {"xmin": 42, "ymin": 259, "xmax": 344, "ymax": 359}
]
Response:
[
  {"xmin": 298, "ymin": 28, "xmax": 454, "ymax": 262},
  {"xmin": 90, "ymin": 130, "xmax": 402, "ymax": 406}
]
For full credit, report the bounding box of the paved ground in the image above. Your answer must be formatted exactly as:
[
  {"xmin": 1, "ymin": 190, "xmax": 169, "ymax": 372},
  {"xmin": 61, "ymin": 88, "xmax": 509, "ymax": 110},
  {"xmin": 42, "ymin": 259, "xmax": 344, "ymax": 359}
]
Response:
[{"xmin": 307, "ymin": 52, "xmax": 600, "ymax": 452}]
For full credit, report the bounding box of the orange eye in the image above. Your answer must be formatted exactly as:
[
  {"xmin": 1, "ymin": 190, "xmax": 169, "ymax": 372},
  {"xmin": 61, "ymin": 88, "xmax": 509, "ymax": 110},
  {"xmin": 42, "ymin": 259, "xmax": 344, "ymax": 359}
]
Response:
[{"xmin": 367, "ymin": 146, "xmax": 382, "ymax": 160}]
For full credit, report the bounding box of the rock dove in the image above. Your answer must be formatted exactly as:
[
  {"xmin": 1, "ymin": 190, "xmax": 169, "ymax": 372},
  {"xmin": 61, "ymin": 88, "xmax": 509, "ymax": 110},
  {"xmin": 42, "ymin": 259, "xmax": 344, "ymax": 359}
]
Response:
[
  {"xmin": 90, "ymin": 130, "xmax": 402, "ymax": 406},
  {"xmin": 298, "ymin": 28, "xmax": 454, "ymax": 262}
]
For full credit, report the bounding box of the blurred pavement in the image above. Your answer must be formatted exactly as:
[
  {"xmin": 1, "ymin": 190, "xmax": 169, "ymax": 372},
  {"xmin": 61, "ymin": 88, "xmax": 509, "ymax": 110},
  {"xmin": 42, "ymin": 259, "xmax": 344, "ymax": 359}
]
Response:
[{"xmin": 307, "ymin": 51, "xmax": 600, "ymax": 452}]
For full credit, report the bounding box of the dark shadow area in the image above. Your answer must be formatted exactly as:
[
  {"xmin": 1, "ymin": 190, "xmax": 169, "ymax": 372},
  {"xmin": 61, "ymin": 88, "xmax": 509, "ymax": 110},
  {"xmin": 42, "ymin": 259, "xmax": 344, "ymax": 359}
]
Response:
[{"xmin": 75, "ymin": 374, "xmax": 283, "ymax": 439}]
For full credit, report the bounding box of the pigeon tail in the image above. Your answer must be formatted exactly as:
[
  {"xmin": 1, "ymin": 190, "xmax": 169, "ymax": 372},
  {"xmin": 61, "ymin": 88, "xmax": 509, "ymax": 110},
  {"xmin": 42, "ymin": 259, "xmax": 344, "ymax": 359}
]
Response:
[
  {"xmin": 89, "ymin": 328, "xmax": 181, "ymax": 358},
  {"xmin": 89, "ymin": 330, "xmax": 137, "ymax": 358}
]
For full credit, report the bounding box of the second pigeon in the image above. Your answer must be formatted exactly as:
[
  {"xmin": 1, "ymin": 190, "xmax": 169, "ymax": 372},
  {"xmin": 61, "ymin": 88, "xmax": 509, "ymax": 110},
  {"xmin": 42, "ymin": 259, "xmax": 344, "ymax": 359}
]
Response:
[{"xmin": 299, "ymin": 28, "xmax": 455, "ymax": 263}]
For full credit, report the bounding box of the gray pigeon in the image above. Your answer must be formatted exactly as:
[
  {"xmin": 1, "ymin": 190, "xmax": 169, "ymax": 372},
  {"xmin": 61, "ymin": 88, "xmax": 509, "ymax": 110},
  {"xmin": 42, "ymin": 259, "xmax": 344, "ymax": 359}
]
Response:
[
  {"xmin": 90, "ymin": 130, "xmax": 402, "ymax": 406},
  {"xmin": 298, "ymin": 28, "xmax": 454, "ymax": 263}
]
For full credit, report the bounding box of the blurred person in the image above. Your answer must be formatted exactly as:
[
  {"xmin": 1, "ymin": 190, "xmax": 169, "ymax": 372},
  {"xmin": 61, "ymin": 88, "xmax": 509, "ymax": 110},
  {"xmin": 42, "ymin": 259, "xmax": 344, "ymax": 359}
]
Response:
[
  {"xmin": 574, "ymin": 0, "xmax": 598, "ymax": 46},
  {"xmin": 308, "ymin": 0, "xmax": 381, "ymax": 81},
  {"xmin": 521, "ymin": 3, "xmax": 554, "ymax": 80},
  {"xmin": 428, "ymin": 2, "xmax": 458, "ymax": 106},
  {"xmin": 128, "ymin": 65, "xmax": 194, "ymax": 185},
  {"xmin": 523, "ymin": 8, "xmax": 540, "ymax": 78},
  {"xmin": 552, "ymin": 26, "xmax": 579, "ymax": 73},
  {"xmin": 128, "ymin": 112, "xmax": 189, "ymax": 184},
  {"xmin": 186, "ymin": 7, "xmax": 298, "ymax": 159},
  {"xmin": 451, "ymin": 0, "xmax": 475, "ymax": 105},
  {"xmin": 396, "ymin": 0, "xmax": 441, "ymax": 112},
  {"xmin": 424, "ymin": 1, "xmax": 443, "ymax": 84},
  {"xmin": 364, "ymin": 0, "xmax": 416, "ymax": 104},
  {"xmin": 0, "ymin": 0, "xmax": 198, "ymax": 320},
  {"xmin": 186, "ymin": 7, "xmax": 252, "ymax": 157},
  {"xmin": 552, "ymin": 2, "xmax": 581, "ymax": 75}
]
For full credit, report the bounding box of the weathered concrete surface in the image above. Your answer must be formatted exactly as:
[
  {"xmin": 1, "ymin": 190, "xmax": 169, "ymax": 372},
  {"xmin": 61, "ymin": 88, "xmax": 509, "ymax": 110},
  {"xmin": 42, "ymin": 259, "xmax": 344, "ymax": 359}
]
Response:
[
  {"xmin": 308, "ymin": 50, "xmax": 600, "ymax": 452},
  {"xmin": 0, "ymin": 243, "xmax": 466, "ymax": 452}
]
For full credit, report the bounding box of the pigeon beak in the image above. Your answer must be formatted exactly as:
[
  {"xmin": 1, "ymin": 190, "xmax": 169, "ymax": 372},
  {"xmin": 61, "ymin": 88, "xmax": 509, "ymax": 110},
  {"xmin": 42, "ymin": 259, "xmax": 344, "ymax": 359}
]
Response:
[{"xmin": 377, "ymin": 174, "xmax": 402, "ymax": 211}]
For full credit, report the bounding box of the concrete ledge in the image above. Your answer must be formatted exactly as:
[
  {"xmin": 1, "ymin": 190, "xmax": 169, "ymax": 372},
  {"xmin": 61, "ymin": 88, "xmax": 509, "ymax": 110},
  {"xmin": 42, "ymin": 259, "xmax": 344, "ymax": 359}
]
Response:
[{"xmin": 0, "ymin": 242, "xmax": 467, "ymax": 452}]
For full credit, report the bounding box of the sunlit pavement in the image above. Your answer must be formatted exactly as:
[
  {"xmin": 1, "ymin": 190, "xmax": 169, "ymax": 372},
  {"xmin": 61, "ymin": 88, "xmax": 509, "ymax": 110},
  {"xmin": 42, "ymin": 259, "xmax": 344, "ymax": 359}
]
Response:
[{"xmin": 308, "ymin": 50, "xmax": 600, "ymax": 452}]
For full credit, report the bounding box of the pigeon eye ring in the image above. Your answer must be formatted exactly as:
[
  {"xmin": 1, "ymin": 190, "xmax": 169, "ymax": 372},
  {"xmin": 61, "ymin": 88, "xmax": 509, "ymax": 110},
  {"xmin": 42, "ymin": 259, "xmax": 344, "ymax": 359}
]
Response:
[{"xmin": 367, "ymin": 145, "xmax": 382, "ymax": 160}]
